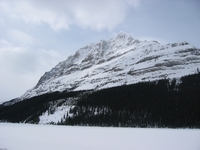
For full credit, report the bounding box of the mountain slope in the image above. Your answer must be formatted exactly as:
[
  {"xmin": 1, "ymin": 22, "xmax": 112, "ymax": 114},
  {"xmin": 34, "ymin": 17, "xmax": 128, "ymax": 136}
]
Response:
[
  {"xmin": 4, "ymin": 32, "xmax": 199, "ymax": 104},
  {"xmin": 20, "ymin": 32, "xmax": 200, "ymax": 101}
]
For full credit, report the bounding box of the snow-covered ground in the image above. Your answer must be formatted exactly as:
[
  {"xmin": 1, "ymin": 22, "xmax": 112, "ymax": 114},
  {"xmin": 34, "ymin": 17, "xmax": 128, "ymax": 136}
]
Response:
[{"xmin": 0, "ymin": 123, "xmax": 200, "ymax": 150}]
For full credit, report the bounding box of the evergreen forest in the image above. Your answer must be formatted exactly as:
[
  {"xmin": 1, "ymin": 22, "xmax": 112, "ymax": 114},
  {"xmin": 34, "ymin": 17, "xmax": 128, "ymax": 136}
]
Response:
[{"xmin": 0, "ymin": 73, "xmax": 200, "ymax": 128}]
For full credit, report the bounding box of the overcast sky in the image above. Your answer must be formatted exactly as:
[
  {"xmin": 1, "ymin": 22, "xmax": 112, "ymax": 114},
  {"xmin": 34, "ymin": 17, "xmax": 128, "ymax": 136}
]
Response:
[{"xmin": 0, "ymin": 0, "xmax": 200, "ymax": 103}]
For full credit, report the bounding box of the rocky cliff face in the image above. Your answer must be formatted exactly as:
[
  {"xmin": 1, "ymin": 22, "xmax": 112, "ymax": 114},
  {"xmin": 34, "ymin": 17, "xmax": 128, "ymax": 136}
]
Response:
[{"xmin": 19, "ymin": 32, "xmax": 200, "ymax": 100}]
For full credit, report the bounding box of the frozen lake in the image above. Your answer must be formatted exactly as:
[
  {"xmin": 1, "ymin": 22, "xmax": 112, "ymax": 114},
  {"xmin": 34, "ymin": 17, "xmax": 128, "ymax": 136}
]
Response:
[{"xmin": 0, "ymin": 123, "xmax": 200, "ymax": 150}]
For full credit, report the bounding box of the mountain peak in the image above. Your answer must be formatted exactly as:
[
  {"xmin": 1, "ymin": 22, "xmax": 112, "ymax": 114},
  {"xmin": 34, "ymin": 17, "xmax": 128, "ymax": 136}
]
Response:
[{"xmin": 115, "ymin": 31, "xmax": 129, "ymax": 38}]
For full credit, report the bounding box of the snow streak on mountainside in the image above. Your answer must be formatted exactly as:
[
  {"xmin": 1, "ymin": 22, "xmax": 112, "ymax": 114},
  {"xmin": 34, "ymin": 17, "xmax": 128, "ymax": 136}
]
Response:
[{"xmin": 20, "ymin": 32, "xmax": 200, "ymax": 100}]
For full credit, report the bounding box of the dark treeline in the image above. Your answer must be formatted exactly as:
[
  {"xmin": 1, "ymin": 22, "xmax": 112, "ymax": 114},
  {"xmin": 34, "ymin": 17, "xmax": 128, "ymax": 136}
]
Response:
[
  {"xmin": 0, "ymin": 73, "xmax": 200, "ymax": 128},
  {"xmin": 61, "ymin": 73, "xmax": 200, "ymax": 128},
  {"xmin": 0, "ymin": 91, "xmax": 83, "ymax": 123}
]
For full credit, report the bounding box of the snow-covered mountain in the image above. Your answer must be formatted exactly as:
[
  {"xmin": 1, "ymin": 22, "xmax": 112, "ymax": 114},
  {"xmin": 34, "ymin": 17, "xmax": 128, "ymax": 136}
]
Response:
[{"xmin": 19, "ymin": 32, "xmax": 200, "ymax": 100}]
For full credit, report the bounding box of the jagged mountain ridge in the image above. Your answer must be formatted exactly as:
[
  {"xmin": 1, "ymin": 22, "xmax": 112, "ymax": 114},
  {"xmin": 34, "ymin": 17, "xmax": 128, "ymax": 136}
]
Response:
[{"xmin": 20, "ymin": 32, "xmax": 200, "ymax": 100}]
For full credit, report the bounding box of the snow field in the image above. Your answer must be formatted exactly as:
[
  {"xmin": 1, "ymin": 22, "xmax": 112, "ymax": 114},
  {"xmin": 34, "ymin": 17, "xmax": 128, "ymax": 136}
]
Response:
[
  {"xmin": 39, "ymin": 105, "xmax": 73, "ymax": 124},
  {"xmin": 0, "ymin": 123, "xmax": 200, "ymax": 150}
]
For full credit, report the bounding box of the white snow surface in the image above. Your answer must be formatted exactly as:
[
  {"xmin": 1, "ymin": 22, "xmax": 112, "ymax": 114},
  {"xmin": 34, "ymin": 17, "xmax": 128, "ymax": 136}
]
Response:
[
  {"xmin": 38, "ymin": 105, "xmax": 72, "ymax": 125},
  {"xmin": 14, "ymin": 32, "xmax": 200, "ymax": 101},
  {"xmin": 37, "ymin": 98, "xmax": 76, "ymax": 125},
  {"xmin": 0, "ymin": 123, "xmax": 200, "ymax": 150}
]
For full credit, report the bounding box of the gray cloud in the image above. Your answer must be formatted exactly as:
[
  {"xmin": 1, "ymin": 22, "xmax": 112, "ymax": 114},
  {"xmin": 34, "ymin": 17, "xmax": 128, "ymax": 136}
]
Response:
[
  {"xmin": 8, "ymin": 30, "xmax": 35, "ymax": 46},
  {"xmin": 0, "ymin": 41, "xmax": 64, "ymax": 103},
  {"xmin": 0, "ymin": 0, "xmax": 140, "ymax": 31}
]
